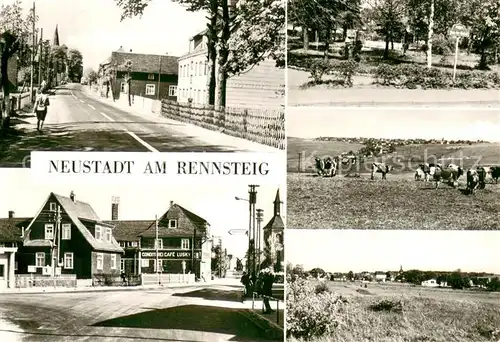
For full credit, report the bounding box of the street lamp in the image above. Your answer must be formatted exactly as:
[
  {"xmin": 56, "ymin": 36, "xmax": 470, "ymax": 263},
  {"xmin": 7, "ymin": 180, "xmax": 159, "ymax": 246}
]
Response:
[
  {"xmin": 256, "ymin": 209, "xmax": 264, "ymax": 274},
  {"xmin": 235, "ymin": 186, "xmax": 259, "ymax": 280}
]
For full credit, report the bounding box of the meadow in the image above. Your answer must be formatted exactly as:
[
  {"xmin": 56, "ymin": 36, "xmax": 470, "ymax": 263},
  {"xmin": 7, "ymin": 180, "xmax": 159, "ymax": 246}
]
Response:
[
  {"xmin": 287, "ymin": 280, "xmax": 500, "ymax": 342},
  {"xmin": 287, "ymin": 138, "xmax": 500, "ymax": 229}
]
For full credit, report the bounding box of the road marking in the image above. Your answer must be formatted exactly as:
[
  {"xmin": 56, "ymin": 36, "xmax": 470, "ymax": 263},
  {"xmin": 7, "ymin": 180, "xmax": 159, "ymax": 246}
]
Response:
[
  {"xmin": 88, "ymin": 104, "xmax": 95, "ymax": 110},
  {"xmin": 79, "ymin": 99, "xmax": 84, "ymax": 103},
  {"xmin": 99, "ymin": 111, "xmax": 159, "ymax": 152},
  {"xmin": 70, "ymin": 91, "xmax": 77, "ymax": 99}
]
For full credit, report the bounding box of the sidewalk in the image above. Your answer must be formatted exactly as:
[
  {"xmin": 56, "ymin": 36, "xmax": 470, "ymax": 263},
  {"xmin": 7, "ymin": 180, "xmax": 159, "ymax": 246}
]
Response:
[
  {"xmin": 81, "ymin": 87, "xmax": 280, "ymax": 152},
  {"xmin": 0, "ymin": 281, "xmax": 207, "ymax": 295}
]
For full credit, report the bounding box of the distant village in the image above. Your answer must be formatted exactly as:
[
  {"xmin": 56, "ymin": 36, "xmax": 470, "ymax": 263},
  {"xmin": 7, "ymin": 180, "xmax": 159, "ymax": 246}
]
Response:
[{"xmin": 287, "ymin": 265, "xmax": 500, "ymax": 291}]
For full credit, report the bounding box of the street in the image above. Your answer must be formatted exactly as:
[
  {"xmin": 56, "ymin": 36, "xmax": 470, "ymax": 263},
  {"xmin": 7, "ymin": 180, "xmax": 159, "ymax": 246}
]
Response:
[
  {"xmin": 1, "ymin": 84, "xmax": 272, "ymax": 167},
  {"xmin": 0, "ymin": 284, "xmax": 278, "ymax": 342}
]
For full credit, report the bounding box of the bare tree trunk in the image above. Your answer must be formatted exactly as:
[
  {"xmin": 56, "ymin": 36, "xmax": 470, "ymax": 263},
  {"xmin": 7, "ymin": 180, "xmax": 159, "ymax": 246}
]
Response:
[
  {"xmin": 1, "ymin": 54, "xmax": 12, "ymax": 129},
  {"xmin": 215, "ymin": 0, "xmax": 230, "ymax": 110},
  {"xmin": 207, "ymin": 0, "xmax": 218, "ymax": 106},
  {"xmin": 384, "ymin": 27, "xmax": 390, "ymax": 59},
  {"xmin": 303, "ymin": 26, "xmax": 309, "ymax": 50},
  {"xmin": 427, "ymin": 0, "xmax": 434, "ymax": 68},
  {"xmin": 127, "ymin": 77, "xmax": 131, "ymax": 106},
  {"xmin": 324, "ymin": 27, "xmax": 331, "ymax": 61}
]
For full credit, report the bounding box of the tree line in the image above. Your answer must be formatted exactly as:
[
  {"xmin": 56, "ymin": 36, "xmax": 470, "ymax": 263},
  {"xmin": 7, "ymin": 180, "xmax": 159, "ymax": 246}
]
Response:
[{"xmin": 288, "ymin": 0, "xmax": 500, "ymax": 69}]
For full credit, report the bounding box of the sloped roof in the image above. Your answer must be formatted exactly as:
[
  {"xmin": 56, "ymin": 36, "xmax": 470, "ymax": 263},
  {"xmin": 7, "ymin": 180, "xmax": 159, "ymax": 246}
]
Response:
[
  {"xmin": 0, "ymin": 218, "xmax": 30, "ymax": 242},
  {"xmin": 263, "ymin": 215, "xmax": 284, "ymax": 231},
  {"xmin": 103, "ymin": 220, "xmax": 152, "ymax": 241},
  {"xmin": 24, "ymin": 193, "xmax": 123, "ymax": 253},
  {"xmin": 111, "ymin": 51, "xmax": 179, "ymax": 75},
  {"xmin": 175, "ymin": 204, "xmax": 209, "ymax": 229}
]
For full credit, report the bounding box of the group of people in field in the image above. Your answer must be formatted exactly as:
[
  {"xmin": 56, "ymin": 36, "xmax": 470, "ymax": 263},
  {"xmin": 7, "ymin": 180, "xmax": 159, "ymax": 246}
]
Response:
[{"xmin": 240, "ymin": 268, "xmax": 276, "ymax": 314}]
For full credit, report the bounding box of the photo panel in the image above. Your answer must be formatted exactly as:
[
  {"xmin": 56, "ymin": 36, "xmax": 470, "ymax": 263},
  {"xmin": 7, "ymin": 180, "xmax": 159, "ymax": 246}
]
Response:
[
  {"xmin": 287, "ymin": 1, "xmax": 500, "ymax": 108},
  {"xmin": 0, "ymin": 0, "xmax": 285, "ymax": 168},
  {"xmin": 286, "ymin": 229, "xmax": 500, "ymax": 342},
  {"xmin": 287, "ymin": 107, "xmax": 500, "ymax": 229}
]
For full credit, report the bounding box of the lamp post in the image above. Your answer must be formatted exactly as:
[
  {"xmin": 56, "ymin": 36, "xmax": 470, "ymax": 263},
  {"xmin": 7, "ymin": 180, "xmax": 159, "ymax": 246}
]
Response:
[
  {"xmin": 256, "ymin": 209, "xmax": 264, "ymax": 274},
  {"xmin": 235, "ymin": 184, "xmax": 259, "ymax": 279}
]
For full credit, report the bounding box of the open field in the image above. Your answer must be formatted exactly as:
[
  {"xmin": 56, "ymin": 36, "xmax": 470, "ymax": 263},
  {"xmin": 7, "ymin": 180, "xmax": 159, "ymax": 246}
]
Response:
[{"xmin": 288, "ymin": 280, "xmax": 500, "ymax": 342}]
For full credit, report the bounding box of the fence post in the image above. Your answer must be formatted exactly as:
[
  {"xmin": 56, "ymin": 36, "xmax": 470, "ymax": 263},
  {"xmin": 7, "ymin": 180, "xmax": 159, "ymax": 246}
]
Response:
[
  {"xmin": 276, "ymin": 299, "xmax": 279, "ymax": 324},
  {"xmin": 252, "ymin": 292, "xmax": 255, "ymax": 310}
]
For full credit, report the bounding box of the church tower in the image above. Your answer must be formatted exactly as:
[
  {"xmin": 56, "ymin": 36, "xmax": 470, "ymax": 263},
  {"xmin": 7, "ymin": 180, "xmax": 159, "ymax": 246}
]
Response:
[
  {"xmin": 53, "ymin": 25, "xmax": 60, "ymax": 46},
  {"xmin": 261, "ymin": 189, "xmax": 285, "ymax": 272}
]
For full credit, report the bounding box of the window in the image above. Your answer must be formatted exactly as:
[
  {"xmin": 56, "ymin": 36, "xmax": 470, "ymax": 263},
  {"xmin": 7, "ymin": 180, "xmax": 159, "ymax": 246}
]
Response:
[
  {"xmin": 95, "ymin": 226, "xmax": 102, "ymax": 240},
  {"xmin": 141, "ymin": 259, "xmax": 149, "ymax": 267},
  {"xmin": 96, "ymin": 253, "xmax": 103, "ymax": 270},
  {"xmin": 62, "ymin": 224, "xmax": 71, "ymax": 240},
  {"xmin": 36, "ymin": 252, "xmax": 45, "ymax": 267},
  {"xmin": 120, "ymin": 259, "xmax": 125, "ymax": 272},
  {"xmin": 64, "ymin": 252, "xmax": 74, "ymax": 269},
  {"xmin": 105, "ymin": 228, "xmax": 112, "ymax": 243},
  {"xmin": 120, "ymin": 82, "xmax": 126, "ymax": 92},
  {"xmin": 204, "ymin": 61, "xmax": 207, "ymax": 75},
  {"xmin": 45, "ymin": 224, "xmax": 54, "ymax": 240},
  {"xmin": 181, "ymin": 238, "xmax": 189, "ymax": 250},
  {"xmin": 148, "ymin": 73, "xmax": 155, "ymax": 80},
  {"xmin": 169, "ymin": 219, "xmax": 177, "ymax": 228},
  {"xmin": 169, "ymin": 85, "xmax": 177, "ymax": 97},
  {"xmin": 119, "ymin": 241, "xmax": 126, "ymax": 247},
  {"xmin": 154, "ymin": 259, "xmax": 163, "ymax": 272},
  {"xmin": 131, "ymin": 241, "xmax": 138, "ymax": 248},
  {"xmin": 111, "ymin": 254, "xmax": 117, "ymax": 270},
  {"xmin": 145, "ymin": 84, "xmax": 155, "ymax": 96},
  {"xmin": 155, "ymin": 239, "xmax": 163, "ymax": 249},
  {"xmin": 49, "ymin": 202, "xmax": 56, "ymax": 212}
]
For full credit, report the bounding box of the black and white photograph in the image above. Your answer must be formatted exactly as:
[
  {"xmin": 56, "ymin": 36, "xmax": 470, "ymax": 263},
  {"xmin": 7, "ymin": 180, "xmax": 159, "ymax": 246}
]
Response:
[
  {"xmin": 287, "ymin": 107, "xmax": 500, "ymax": 229},
  {"xmin": 0, "ymin": 0, "xmax": 285, "ymax": 167},
  {"xmin": 0, "ymin": 168, "xmax": 285, "ymax": 341},
  {"xmin": 287, "ymin": 0, "xmax": 500, "ymax": 107},
  {"xmin": 286, "ymin": 229, "xmax": 500, "ymax": 342}
]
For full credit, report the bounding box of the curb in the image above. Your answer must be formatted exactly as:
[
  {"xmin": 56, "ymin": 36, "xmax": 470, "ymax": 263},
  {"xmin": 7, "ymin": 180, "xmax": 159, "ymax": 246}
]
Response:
[
  {"xmin": 0, "ymin": 282, "xmax": 206, "ymax": 295},
  {"xmin": 238, "ymin": 309, "xmax": 284, "ymax": 341}
]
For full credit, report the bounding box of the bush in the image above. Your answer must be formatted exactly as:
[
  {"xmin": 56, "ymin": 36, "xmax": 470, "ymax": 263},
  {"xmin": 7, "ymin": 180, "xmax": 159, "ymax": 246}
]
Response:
[
  {"xmin": 374, "ymin": 64, "xmax": 400, "ymax": 86},
  {"xmin": 335, "ymin": 60, "xmax": 359, "ymax": 87},
  {"xmin": 315, "ymin": 282, "xmax": 330, "ymax": 294},
  {"xmin": 307, "ymin": 58, "xmax": 331, "ymax": 83},
  {"xmin": 369, "ymin": 299, "xmax": 404, "ymax": 313},
  {"xmin": 287, "ymin": 279, "xmax": 348, "ymax": 339}
]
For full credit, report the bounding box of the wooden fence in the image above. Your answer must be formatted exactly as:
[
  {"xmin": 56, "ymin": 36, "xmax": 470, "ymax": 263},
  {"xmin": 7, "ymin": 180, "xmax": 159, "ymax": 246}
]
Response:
[
  {"xmin": 161, "ymin": 100, "xmax": 285, "ymax": 150},
  {"xmin": 15, "ymin": 274, "xmax": 77, "ymax": 288},
  {"xmin": 141, "ymin": 273, "xmax": 195, "ymax": 285}
]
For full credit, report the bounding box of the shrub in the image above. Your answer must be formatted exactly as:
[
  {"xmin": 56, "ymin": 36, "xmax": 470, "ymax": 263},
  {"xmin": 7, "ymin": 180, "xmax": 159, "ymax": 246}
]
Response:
[
  {"xmin": 287, "ymin": 279, "xmax": 348, "ymax": 339},
  {"xmin": 335, "ymin": 60, "xmax": 359, "ymax": 87},
  {"xmin": 374, "ymin": 64, "xmax": 400, "ymax": 86},
  {"xmin": 315, "ymin": 282, "xmax": 330, "ymax": 294},
  {"xmin": 454, "ymin": 71, "xmax": 489, "ymax": 89},
  {"xmin": 369, "ymin": 299, "xmax": 404, "ymax": 313},
  {"xmin": 307, "ymin": 58, "xmax": 331, "ymax": 83}
]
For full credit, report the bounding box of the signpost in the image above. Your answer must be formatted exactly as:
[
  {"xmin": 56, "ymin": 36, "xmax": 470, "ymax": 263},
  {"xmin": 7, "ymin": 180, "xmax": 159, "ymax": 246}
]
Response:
[
  {"xmin": 450, "ymin": 24, "xmax": 470, "ymax": 82},
  {"xmin": 228, "ymin": 229, "xmax": 247, "ymax": 236}
]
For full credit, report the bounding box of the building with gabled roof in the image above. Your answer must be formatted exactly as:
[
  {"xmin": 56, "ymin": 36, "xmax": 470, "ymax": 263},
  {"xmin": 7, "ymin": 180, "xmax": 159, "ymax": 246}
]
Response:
[
  {"xmin": 106, "ymin": 200, "xmax": 212, "ymax": 281},
  {"xmin": 14, "ymin": 191, "xmax": 123, "ymax": 280},
  {"xmin": 261, "ymin": 189, "xmax": 284, "ymax": 272}
]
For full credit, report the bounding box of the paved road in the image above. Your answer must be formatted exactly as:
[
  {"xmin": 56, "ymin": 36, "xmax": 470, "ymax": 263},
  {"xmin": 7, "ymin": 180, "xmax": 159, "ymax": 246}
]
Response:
[
  {"xmin": 0, "ymin": 284, "xmax": 276, "ymax": 342},
  {"xmin": 1, "ymin": 84, "xmax": 268, "ymax": 166}
]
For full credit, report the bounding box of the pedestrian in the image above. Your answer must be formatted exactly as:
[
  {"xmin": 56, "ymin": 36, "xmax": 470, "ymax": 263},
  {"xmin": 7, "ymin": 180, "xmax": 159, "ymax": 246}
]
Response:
[
  {"xmin": 261, "ymin": 268, "xmax": 275, "ymax": 314},
  {"xmin": 33, "ymin": 87, "xmax": 50, "ymax": 132},
  {"xmin": 241, "ymin": 272, "xmax": 250, "ymax": 297}
]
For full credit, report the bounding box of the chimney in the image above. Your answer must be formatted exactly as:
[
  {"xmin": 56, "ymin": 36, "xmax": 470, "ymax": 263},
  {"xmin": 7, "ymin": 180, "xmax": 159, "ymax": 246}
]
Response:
[
  {"xmin": 129, "ymin": 49, "xmax": 132, "ymax": 52},
  {"xmin": 111, "ymin": 196, "xmax": 120, "ymax": 221},
  {"xmin": 70, "ymin": 191, "xmax": 76, "ymax": 202},
  {"xmin": 8, "ymin": 210, "xmax": 14, "ymax": 218},
  {"xmin": 21, "ymin": 226, "xmax": 25, "ymax": 238},
  {"xmin": 170, "ymin": 201, "xmax": 174, "ymax": 208}
]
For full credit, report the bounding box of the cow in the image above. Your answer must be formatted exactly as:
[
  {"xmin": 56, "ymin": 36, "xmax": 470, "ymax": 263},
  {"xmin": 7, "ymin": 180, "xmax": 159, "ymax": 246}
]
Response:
[
  {"xmin": 491, "ymin": 166, "xmax": 500, "ymax": 183},
  {"xmin": 315, "ymin": 157, "xmax": 326, "ymax": 176},
  {"xmin": 371, "ymin": 162, "xmax": 393, "ymax": 180},
  {"xmin": 323, "ymin": 157, "xmax": 337, "ymax": 177},
  {"xmin": 433, "ymin": 164, "xmax": 464, "ymax": 189},
  {"xmin": 466, "ymin": 169, "xmax": 481, "ymax": 195},
  {"xmin": 418, "ymin": 163, "xmax": 442, "ymax": 182},
  {"xmin": 477, "ymin": 167, "xmax": 488, "ymax": 189},
  {"xmin": 415, "ymin": 167, "xmax": 425, "ymax": 181}
]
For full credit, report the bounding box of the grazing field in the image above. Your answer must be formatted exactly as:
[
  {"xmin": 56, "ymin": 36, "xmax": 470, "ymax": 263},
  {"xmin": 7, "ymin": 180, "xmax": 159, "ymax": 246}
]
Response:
[
  {"xmin": 287, "ymin": 280, "xmax": 500, "ymax": 342},
  {"xmin": 287, "ymin": 172, "xmax": 500, "ymax": 229}
]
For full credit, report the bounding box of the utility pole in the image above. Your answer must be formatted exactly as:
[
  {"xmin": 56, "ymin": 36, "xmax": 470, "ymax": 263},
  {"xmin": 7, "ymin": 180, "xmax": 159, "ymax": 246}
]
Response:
[
  {"xmin": 248, "ymin": 185, "xmax": 259, "ymax": 280},
  {"xmin": 157, "ymin": 55, "xmax": 162, "ymax": 100},
  {"xmin": 155, "ymin": 215, "xmax": 160, "ymax": 285},
  {"xmin": 38, "ymin": 28, "xmax": 43, "ymax": 87},
  {"xmin": 192, "ymin": 228, "xmax": 196, "ymax": 279},
  {"xmin": 256, "ymin": 209, "xmax": 264, "ymax": 274},
  {"xmin": 29, "ymin": 1, "xmax": 36, "ymax": 103}
]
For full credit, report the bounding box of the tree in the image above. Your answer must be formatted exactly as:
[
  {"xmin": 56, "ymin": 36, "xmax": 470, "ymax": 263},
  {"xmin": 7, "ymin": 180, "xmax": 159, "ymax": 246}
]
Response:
[
  {"xmin": 309, "ymin": 267, "xmax": 325, "ymax": 279},
  {"xmin": 211, "ymin": 244, "xmax": 228, "ymax": 278},
  {"xmin": 85, "ymin": 69, "xmax": 98, "ymax": 86},
  {"xmin": 370, "ymin": 0, "xmax": 407, "ymax": 59},
  {"xmin": 118, "ymin": 59, "xmax": 132, "ymax": 106},
  {"xmin": 347, "ymin": 270, "xmax": 354, "ymax": 281},
  {"xmin": 50, "ymin": 44, "xmax": 68, "ymax": 86},
  {"xmin": 0, "ymin": 0, "xmax": 36, "ymax": 129},
  {"xmin": 67, "ymin": 49, "xmax": 83, "ymax": 83}
]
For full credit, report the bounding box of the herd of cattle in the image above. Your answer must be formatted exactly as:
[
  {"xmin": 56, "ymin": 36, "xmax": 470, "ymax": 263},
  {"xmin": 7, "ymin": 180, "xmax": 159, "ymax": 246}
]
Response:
[{"xmin": 315, "ymin": 156, "xmax": 500, "ymax": 195}]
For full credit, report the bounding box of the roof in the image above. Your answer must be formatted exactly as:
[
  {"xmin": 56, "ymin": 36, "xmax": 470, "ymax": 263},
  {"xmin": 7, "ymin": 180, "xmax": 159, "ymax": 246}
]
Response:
[
  {"xmin": 103, "ymin": 220, "xmax": 152, "ymax": 241},
  {"xmin": 139, "ymin": 204, "xmax": 210, "ymax": 238},
  {"xmin": 0, "ymin": 218, "xmax": 31, "ymax": 242},
  {"xmin": 263, "ymin": 215, "xmax": 284, "ymax": 231},
  {"xmin": 24, "ymin": 193, "xmax": 123, "ymax": 254},
  {"xmin": 111, "ymin": 51, "xmax": 179, "ymax": 75}
]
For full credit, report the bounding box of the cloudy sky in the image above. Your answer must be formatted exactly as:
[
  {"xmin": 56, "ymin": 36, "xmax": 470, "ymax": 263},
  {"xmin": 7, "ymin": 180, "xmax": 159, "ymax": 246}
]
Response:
[
  {"xmin": 288, "ymin": 108, "xmax": 500, "ymax": 142},
  {"xmin": 11, "ymin": 0, "xmax": 206, "ymax": 69},
  {"xmin": 287, "ymin": 230, "xmax": 500, "ymax": 274},
  {"xmin": 1, "ymin": 169, "xmax": 284, "ymax": 258}
]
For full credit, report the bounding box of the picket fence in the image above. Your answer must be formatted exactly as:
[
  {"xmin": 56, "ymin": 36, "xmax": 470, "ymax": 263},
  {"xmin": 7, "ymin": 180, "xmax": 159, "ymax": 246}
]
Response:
[{"xmin": 161, "ymin": 100, "xmax": 285, "ymax": 150}]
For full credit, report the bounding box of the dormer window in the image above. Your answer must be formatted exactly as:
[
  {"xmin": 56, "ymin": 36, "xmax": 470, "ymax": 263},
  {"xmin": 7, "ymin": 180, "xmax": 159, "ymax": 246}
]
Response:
[
  {"xmin": 49, "ymin": 202, "xmax": 56, "ymax": 212},
  {"xmin": 105, "ymin": 228, "xmax": 112, "ymax": 243},
  {"xmin": 95, "ymin": 226, "xmax": 102, "ymax": 240}
]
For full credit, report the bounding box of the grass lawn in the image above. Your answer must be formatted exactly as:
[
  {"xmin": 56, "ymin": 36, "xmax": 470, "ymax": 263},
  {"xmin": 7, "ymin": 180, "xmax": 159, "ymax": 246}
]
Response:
[{"xmin": 288, "ymin": 281, "xmax": 500, "ymax": 342}]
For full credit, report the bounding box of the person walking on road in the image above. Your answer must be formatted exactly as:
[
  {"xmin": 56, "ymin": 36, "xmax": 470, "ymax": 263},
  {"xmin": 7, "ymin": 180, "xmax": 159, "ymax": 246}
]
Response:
[
  {"xmin": 33, "ymin": 88, "xmax": 50, "ymax": 132},
  {"xmin": 241, "ymin": 272, "xmax": 251, "ymax": 298},
  {"xmin": 260, "ymin": 268, "xmax": 275, "ymax": 314}
]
